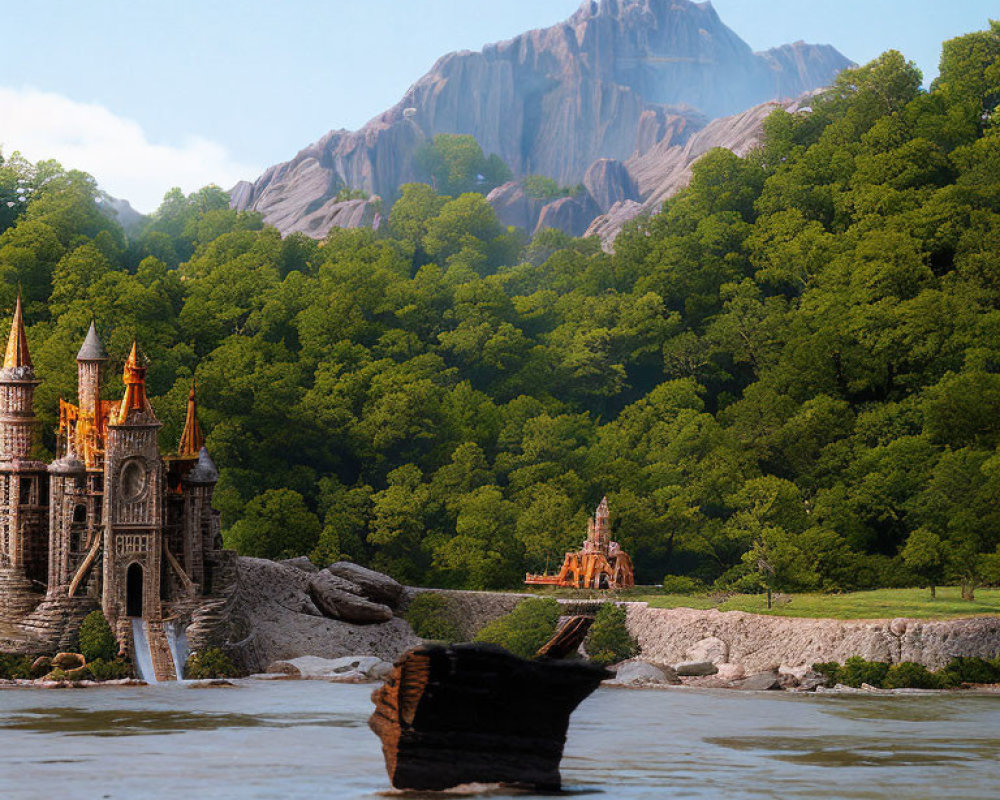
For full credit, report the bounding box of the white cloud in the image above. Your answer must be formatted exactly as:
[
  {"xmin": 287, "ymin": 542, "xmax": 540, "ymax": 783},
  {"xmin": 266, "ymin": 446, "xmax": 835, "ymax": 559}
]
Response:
[{"xmin": 0, "ymin": 87, "xmax": 260, "ymax": 214}]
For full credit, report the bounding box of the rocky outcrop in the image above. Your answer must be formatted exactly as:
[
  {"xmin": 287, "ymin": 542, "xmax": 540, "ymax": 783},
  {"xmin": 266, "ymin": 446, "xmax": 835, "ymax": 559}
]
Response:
[
  {"xmin": 231, "ymin": 0, "xmax": 850, "ymax": 238},
  {"xmin": 486, "ymin": 181, "xmax": 547, "ymax": 232},
  {"xmin": 535, "ymin": 194, "xmax": 601, "ymax": 238},
  {"xmin": 583, "ymin": 159, "xmax": 639, "ymax": 214},
  {"xmin": 326, "ymin": 561, "xmax": 404, "ymax": 607},
  {"xmin": 586, "ymin": 95, "xmax": 810, "ymax": 249},
  {"xmin": 197, "ymin": 557, "xmax": 419, "ymax": 674},
  {"xmin": 308, "ymin": 571, "xmax": 394, "ymax": 624}
]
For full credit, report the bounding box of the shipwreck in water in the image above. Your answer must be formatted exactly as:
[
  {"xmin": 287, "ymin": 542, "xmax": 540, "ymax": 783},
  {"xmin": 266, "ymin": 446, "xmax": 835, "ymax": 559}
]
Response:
[{"xmin": 369, "ymin": 616, "xmax": 606, "ymax": 791}]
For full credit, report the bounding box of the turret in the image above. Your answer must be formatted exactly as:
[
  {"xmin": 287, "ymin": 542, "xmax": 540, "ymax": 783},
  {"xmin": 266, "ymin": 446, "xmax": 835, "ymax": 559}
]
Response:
[
  {"xmin": 0, "ymin": 293, "xmax": 39, "ymax": 460},
  {"xmin": 76, "ymin": 321, "xmax": 107, "ymax": 419}
]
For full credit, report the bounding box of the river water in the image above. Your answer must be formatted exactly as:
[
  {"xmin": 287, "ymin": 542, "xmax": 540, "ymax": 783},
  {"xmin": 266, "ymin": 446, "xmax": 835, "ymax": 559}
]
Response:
[{"xmin": 1, "ymin": 682, "xmax": 998, "ymax": 799}]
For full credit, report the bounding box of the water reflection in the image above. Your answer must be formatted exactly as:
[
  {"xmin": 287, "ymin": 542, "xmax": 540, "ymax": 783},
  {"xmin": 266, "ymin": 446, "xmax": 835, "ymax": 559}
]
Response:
[
  {"xmin": 1, "ymin": 707, "xmax": 366, "ymax": 736},
  {"xmin": 0, "ymin": 683, "xmax": 998, "ymax": 800}
]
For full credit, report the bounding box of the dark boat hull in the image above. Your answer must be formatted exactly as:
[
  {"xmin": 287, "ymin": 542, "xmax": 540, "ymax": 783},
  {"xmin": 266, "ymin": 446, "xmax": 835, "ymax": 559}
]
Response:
[{"xmin": 369, "ymin": 643, "xmax": 608, "ymax": 791}]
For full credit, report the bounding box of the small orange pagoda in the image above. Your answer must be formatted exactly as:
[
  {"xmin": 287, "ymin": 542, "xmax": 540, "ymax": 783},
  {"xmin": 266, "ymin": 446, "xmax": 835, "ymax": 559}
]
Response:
[{"xmin": 525, "ymin": 497, "xmax": 635, "ymax": 590}]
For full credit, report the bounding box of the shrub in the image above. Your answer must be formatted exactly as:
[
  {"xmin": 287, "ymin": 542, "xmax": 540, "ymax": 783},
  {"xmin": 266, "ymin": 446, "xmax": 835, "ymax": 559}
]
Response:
[
  {"xmin": 184, "ymin": 648, "xmax": 240, "ymax": 680},
  {"xmin": 814, "ymin": 657, "xmax": 961, "ymax": 689},
  {"xmin": 87, "ymin": 658, "xmax": 132, "ymax": 682},
  {"xmin": 473, "ymin": 598, "xmax": 561, "ymax": 659},
  {"xmin": 0, "ymin": 652, "xmax": 36, "ymax": 680},
  {"xmin": 404, "ymin": 593, "xmax": 462, "ymax": 642},
  {"xmin": 79, "ymin": 611, "xmax": 118, "ymax": 663},
  {"xmin": 585, "ymin": 604, "xmax": 638, "ymax": 666},
  {"xmin": 884, "ymin": 662, "xmax": 951, "ymax": 689},
  {"xmin": 813, "ymin": 656, "xmax": 890, "ymax": 688},
  {"xmin": 661, "ymin": 575, "xmax": 705, "ymax": 594},
  {"xmin": 943, "ymin": 656, "xmax": 1000, "ymax": 685}
]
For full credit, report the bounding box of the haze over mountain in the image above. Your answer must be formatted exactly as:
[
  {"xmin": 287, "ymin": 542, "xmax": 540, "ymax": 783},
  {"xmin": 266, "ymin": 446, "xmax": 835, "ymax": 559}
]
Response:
[{"xmin": 231, "ymin": 0, "xmax": 851, "ymax": 240}]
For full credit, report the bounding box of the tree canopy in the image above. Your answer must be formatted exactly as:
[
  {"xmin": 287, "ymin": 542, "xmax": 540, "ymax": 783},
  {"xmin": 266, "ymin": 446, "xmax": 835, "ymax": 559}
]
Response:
[{"xmin": 3, "ymin": 25, "xmax": 1000, "ymax": 595}]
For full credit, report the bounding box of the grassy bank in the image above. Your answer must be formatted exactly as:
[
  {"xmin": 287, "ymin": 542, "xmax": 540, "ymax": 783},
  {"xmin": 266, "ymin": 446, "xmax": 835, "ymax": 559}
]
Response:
[{"xmin": 624, "ymin": 586, "xmax": 1000, "ymax": 620}]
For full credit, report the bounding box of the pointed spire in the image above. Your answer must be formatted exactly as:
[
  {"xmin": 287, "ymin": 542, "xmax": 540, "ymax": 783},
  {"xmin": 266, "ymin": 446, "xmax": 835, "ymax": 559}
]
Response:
[
  {"xmin": 114, "ymin": 341, "xmax": 151, "ymax": 423},
  {"xmin": 3, "ymin": 292, "xmax": 32, "ymax": 371},
  {"xmin": 77, "ymin": 320, "xmax": 108, "ymax": 361},
  {"xmin": 177, "ymin": 379, "xmax": 205, "ymax": 458},
  {"xmin": 125, "ymin": 340, "xmax": 140, "ymax": 370}
]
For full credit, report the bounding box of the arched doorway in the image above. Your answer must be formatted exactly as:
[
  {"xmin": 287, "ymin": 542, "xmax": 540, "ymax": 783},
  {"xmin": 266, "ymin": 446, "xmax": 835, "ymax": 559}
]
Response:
[{"xmin": 126, "ymin": 562, "xmax": 144, "ymax": 618}]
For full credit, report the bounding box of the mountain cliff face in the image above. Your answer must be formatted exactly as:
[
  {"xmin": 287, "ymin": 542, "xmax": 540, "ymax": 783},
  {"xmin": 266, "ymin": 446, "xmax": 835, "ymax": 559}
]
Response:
[{"xmin": 232, "ymin": 0, "xmax": 851, "ymax": 238}]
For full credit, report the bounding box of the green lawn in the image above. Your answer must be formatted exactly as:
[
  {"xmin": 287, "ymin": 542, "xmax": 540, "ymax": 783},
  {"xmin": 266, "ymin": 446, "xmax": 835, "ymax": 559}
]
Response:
[{"xmin": 626, "ymin": 586, "xmax": 1000, "ymax": 619}]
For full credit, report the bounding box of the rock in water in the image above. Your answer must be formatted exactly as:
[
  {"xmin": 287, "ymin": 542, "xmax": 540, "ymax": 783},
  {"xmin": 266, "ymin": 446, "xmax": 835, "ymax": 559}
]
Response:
[
  {"xmin": 369, "ymin": 643, "xmax": 608, "ymax": 791},
  {"xmin": 674, "ymin": 660, "xmax": 718, "ymax": 676}
]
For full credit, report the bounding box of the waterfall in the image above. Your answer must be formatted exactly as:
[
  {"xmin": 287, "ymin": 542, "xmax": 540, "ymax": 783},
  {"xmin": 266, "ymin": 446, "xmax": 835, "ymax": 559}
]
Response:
[
  {"xmin": 131, "ymin": 617, "xmax": 158, "ymax": 684},
  {"xmin": 165, "ymin": 621, "xmax": 190, "ymax": 680}
]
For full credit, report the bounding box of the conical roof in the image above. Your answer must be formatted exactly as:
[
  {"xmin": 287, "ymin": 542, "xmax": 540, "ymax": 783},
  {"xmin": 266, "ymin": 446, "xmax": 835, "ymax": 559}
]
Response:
[
  {"xmin": 186, "ymin": 446, "xmax": 219, "ymax": 484},
  {"xmin": 77, "ymin": 321, "xmax": 108, "ymax": 361},
  {"xmin": 3, "ymin": 293, "xmax": 32, "ymax": 371}
]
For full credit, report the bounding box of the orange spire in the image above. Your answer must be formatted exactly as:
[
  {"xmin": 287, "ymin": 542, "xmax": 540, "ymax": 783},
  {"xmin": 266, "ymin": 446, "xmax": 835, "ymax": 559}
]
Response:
[
  {"xmin": 115, "ymin": 341, "xmax": 149, "ymax": 422},
  {"xmin": 3, "ymin": 293, "xmax": 32, "ymax": 370},
  {"xmin": 177, "ymin": 379, "xmax": 205, "ymax": 457}
]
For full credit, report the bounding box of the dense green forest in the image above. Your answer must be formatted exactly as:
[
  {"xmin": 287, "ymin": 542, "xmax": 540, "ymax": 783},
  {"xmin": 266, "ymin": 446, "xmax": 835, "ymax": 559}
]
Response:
[{"xmin": 1, "ymin": 25, "xmax": 999, "ymax": 595}]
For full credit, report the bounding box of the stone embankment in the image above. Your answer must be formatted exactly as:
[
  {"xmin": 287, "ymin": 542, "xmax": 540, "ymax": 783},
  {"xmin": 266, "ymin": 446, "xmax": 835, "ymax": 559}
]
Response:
[{"xmin": 623, "ymin": 604, "xmax": 1000, "ymax": 672}]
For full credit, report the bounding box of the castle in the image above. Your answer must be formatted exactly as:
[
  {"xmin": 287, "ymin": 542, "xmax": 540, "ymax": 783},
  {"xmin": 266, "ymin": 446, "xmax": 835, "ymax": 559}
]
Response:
[
  {"xmin": 0, "ymin": 296, "xmax": 231, "ymax": 679},
  {"xmin": 525, "ymin": 497, "xmax": 635, "ymax": 590}
]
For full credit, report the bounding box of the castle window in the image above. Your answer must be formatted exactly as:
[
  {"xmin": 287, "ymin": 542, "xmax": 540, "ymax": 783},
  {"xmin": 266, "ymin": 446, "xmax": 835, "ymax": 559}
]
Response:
[
  {"xmin": 73, "ymin": 504, "xmax": 87, "ymax": 524},
  {"xmin": 19, "ymin": 478, "xmax": 33, "ymax": 506}
]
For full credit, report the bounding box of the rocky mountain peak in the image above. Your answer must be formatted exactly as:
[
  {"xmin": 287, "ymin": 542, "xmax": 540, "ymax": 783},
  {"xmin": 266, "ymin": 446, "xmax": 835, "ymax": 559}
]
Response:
[{"xmin": 232, "ymin": 2, "xmax": 852, "ymax": 239}]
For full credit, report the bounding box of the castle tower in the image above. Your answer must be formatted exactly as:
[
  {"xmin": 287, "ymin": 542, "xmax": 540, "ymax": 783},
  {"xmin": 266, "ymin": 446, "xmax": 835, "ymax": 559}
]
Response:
[
  {"xmin": 76, "ymin": 321, "xmax": 107, "ymax": 418},
  {"xmin": 102, "ymin": 343, "xmax": 164, "ymax": 630},
  {"xmin": 46, "ymin": 450, "xmax": 87, "ymax": 594},
  {"xmin": 181, "ymin": 447, "xmax": 220, "ymax": 592},
  {"xmin": 0, "ymin": 294, "xmax": 39, "ymax": 460},
  {"xmin": 0, "ymin": 295, "xmax": 49, "ymax": 614}
]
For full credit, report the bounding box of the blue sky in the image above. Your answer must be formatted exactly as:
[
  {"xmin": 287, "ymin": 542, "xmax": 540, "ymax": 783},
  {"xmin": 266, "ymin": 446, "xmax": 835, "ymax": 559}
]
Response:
[{"xmin": 1, "ymin": 1, "xmax": 995, "ymax": 211}]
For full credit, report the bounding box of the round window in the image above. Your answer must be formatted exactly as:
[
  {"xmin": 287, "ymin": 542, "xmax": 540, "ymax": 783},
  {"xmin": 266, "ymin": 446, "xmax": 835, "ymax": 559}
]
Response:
[{"xmin": 120, "ymin": 460, "xmax": 146, "ymax": 501}]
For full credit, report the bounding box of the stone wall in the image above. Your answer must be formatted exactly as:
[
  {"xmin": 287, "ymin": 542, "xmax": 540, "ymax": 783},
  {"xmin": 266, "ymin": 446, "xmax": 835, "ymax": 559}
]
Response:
[
  {"xmin": 624, "ymin": 604, "xmax": 1000, "ymax": 672},
  {"xmin": 403, "ymin": 588, "xmax": 530, "ymax": 641},
  {"xmin": 424, "ymin": 591, "xmax": 1000, "ymax": 671}
]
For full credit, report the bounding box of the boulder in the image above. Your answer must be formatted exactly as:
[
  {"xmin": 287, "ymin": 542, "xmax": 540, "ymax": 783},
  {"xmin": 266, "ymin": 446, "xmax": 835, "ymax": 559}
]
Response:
[
  {"xmin": 279, "ymin": 556, "xmax": 318, "ymax": 573},
  {"xmin": 309, "ymin": 572, "xmax": 394, "ymax": 624},
  {"xmin": 51, "ymin": 652, "xmax": 85, "ymax": 670},
  {"xmin": 684, "ymin": 636, "xmax": 728, "ymax": 665},
  {"xmin": 325, "ymin": 562, "xmax": 404, "ymax": 607},
  {"xmin": 715, "ymin": 663, "xmax": 746, "ymax": 682},
  {"xmin": 737, "ymin": 671, "xmax": 781, "ymax": 691},
  {"xmin": 608, "ymin": 659, "xmax": 680, "ymax": 686},
  {"xmin": 674, "ymin": 660, "xmax": 718, "ymax": 677},
  {"xmin": 266, "ymin": 655, "xmax": 392, "ymax": 680}
]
